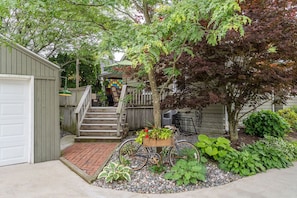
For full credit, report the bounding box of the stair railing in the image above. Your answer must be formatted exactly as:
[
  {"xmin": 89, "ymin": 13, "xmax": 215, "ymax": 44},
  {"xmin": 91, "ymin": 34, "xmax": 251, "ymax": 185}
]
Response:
[
  {"xmin": 74, "ymin": 85, "xmax": 92, "ymax": 137},
  {"xmin": 116, "ymin": 84, "xmax": 127, "ymax": 137}
]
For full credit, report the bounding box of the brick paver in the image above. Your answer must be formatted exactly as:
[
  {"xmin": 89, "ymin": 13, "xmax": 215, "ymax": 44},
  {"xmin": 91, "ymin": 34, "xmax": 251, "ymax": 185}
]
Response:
[{"xmin": 62, "ymin": 142, "xmax": 118, "ymax": 176}]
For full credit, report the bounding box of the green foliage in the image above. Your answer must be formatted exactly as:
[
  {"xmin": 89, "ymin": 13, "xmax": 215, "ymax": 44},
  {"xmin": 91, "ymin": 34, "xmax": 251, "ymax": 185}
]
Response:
[
  {"xmin": 164, "ymin": 160, "xmax": 207, "ymax": 186},
  {"xmin": 219, "ymin": 136, "xmax": 297, "ymax": 176},
  {"xmin": 243, "ymin": 142, "xmax": 291, "ymax": 170},
  {"xmin": 195, "ymin": 134, "xmax": 235, "ymax": 160},
  {"xmin": 244, "ymin": 136, "xmax": 297, "ymax": 165},
  {"xmin": 135, "ymin": 128, "xmax": 173, "ymax": 144},
  {"xmin": 97, "ymin": 162, "xmax": 131, "ymax": 183},
  {"xmin": 218, "ymin": 150, "xmax": 266, "ymax": 176},
  {"xmin": 149, "ymin": 164, "xmax": 167, "ymax": 174},
  {"xmin": 289, "ymin": 106, "xmax": 297, "ymax": 114},
  {"xmin": 277, "ymin": 108, "xmax": 297, "ymax": 131},
  {"xmin": 243, "ymin": 110, "xmax": 291, "ymax": 138}
]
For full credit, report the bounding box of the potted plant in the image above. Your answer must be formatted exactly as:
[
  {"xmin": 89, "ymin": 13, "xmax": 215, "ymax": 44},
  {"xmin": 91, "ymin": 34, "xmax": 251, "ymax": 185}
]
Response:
[{"xmin": 135, "ymin": 127, "xmax": 174, "ymax": 147}]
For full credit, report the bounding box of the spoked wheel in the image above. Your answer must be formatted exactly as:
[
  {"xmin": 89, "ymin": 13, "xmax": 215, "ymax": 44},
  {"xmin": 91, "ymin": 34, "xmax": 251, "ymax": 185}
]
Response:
[
  {"xmin": 169, "ymin": 140, "xmax": 200, "ymax": 166},
  {"xmin": 118, "ymin": 138, "xmax": 148, "ymax": 170}
]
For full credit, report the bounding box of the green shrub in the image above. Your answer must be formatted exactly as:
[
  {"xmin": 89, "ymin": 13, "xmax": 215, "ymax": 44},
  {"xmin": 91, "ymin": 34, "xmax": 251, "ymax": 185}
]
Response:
[
  {"xmin": 218, "ymin": 150, "xmax": 266, "ymax": 176},
  {"xmin": 219, "ymin": 135, "xmax": 297, "ymax": 177},
  {"xmin": 289, "ymin": 105, "xmax": 297, "ymax": 114},
  {"xmin": 164, "ymin": 159, "xmax": 207, "ymax": 186},
  {"xmin": 195, "ymin": 134, "xmax": 235, "ymax": 161},
  {"xmin": 243, "ymin": 139, "xmax": 292, "ymax": 169},
  {"xmin": 98, "ymin": 162, "xmax": 131, "ymax": 183},
  {"xmin": 268, "ymin": 136, "xmax": 297, "ymax": 161},
  {"xmin": 277, "ymin": 108, "xmax": 297, "ymax": 131},
  {"xmin": 243, "ymin": 110, "xmax": 291, "ymax": 138}
]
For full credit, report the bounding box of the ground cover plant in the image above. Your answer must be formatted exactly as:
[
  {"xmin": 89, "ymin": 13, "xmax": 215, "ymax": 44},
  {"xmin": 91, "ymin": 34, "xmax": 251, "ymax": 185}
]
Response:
[
  {"xmin": 164, "ymin": 159, "xmax": 207, "ymax": 186},
  {"xmin": 98, "ymin": 162, "xmax": 131, "ymax": 183},
  {"xmin": 195, "ymin": 134, "xmax": 235, "ymax": 161},
  {"xmin": 218, "ymin": 136, "xmax": 297, "ymax": 176}
]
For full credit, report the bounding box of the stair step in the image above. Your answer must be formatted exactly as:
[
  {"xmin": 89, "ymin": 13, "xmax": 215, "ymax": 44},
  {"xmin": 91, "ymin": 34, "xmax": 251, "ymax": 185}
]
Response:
[
  {"xmin": 80, "ymin": 129, "xmax": 119, "ymax": 133},
  {"xmin": 85, "ymin": 112, "xmax": 117, "ymax": 118},
  {"xmin": 88, "ymin": 107, "xmax": 117, "ymax": 112},
  {"xmin": 84, "ymin": 117, "xmax": 117, "ymax": 121},
  {"xmin": 75, "ymin": 136, "xmax": 122, "ymax": 142},
  {"xmin": 81, "ymin": 123, "xmax": 117, "ymax": 126}
]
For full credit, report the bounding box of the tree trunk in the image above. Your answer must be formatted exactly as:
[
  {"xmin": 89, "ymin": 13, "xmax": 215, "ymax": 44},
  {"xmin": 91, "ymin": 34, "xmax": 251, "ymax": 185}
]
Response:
[
  {"xmin": 148, "ymin": 68, "xmax": 162, "ymax": 128},
  {"xmin": 229, "ymin": 119, "xmax": 239, "ymax": 141}
]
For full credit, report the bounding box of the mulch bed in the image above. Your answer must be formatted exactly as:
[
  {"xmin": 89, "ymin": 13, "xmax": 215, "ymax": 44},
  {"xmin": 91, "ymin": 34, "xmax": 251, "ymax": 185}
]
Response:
[{"xmin": 229, "ymin": 128, "xmax": 297, "ymax": 150}]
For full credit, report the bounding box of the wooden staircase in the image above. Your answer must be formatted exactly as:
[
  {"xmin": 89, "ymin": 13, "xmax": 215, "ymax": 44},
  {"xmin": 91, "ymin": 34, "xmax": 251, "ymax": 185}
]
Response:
[
  {"xmin": 74, "ymin": 85, "xmax": 128, "ymax": 142},
  {"xmin": 75, "ymin": 107, "xmax": 124, "ymax": 142}
]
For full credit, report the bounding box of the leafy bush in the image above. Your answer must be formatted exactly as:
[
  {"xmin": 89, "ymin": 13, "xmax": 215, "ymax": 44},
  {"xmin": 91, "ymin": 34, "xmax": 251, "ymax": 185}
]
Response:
[
  {"xmin": 195, "ymin": 134, "xmax": 235, "ymax": 161},
  {"xmin": 247, "ymin": 136, "xmax": 297, "ymax": 162},
  {"xmin": 277, "ymin": 108, "xmax": 297, "ymax": 131},
  {"xmin": 164, "ymin": 159, "xmax": 207, "ymax": 186},
  {"xmin": 98, "ymin": 162, "xmax": 131, "ymax": 183},
  {"xmin": 243, "ymin": 110, "xmax": 291, "ymax": 138},
  {"xmin": 219, "ymin": 150, "xmax": 266, "ymax": 176},
  {"xmin": 289, "ymin": 105, "xmax": 297, "ymax": 114},
  {"xmin": 243, "ymin": 139, "xmax": 292, "ymax": 169},
  {"xmin": 219, "ymin": 136, "xmax": 297, "ymax": 176}
]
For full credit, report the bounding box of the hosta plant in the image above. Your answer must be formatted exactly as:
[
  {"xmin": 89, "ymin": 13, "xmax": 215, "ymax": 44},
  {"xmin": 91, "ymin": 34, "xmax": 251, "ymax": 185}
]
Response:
[
  {"xmin": 97, "ymin": 162, "xmax": 131, "ymax": 183},
  {"xmin": 195, "ymin": 134, "xmax": 235, "ymax": 161},
  {"xmin": 164, "ymin": 159, "xmax": 206, "ymax": 186}
]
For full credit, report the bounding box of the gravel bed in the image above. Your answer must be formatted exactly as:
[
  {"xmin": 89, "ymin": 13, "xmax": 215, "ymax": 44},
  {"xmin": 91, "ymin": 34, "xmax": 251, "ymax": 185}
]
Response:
[{"xmin": 92, "ymin": 134, "xmax": 242, "ymax": 194}]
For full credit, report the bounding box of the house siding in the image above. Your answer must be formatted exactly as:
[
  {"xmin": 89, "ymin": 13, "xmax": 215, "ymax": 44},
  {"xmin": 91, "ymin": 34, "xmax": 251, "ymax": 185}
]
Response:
[
  {"xmin": 283, "ymin": 97, "xmax": 297, "ymax": 109},
  {"xmin": 0, "ymin": 43, "xmax": 60, "ymax": 163}
]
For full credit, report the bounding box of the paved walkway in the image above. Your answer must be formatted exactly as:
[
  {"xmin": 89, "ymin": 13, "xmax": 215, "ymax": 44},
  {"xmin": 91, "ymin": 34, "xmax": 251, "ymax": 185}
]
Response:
[{"xmin": 0, "ymin": 160, "xmax": 296, "ymax": 198}]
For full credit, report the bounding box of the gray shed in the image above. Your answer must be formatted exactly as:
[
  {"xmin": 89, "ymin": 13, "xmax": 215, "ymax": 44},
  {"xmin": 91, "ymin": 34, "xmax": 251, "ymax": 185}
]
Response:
[{"xmin": 0, "ymin": 39, "xmax": 60, "ymax": 166}]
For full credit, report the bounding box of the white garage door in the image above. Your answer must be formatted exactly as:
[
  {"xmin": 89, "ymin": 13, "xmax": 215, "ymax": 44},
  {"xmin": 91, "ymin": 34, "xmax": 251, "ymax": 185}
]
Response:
[{"xmin": 0, "ymin": 77, "xmax": 33, "ymax": 166}]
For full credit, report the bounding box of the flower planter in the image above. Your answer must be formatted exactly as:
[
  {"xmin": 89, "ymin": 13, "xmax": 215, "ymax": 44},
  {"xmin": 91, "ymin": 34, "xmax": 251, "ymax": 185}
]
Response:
[{"xmin": 142, "ymin": 137, "xmax": 173, "ymax": 147}]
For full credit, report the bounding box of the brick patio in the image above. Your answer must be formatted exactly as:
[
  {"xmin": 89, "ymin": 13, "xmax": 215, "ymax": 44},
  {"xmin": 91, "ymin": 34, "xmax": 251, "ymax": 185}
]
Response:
[{"xmin": 62, "ymin": 142, "xmax": 118, "ymax": 176}]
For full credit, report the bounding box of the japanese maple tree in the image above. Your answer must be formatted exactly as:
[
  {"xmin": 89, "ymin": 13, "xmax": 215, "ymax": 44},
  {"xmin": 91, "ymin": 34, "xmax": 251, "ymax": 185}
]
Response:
[{"xmin": 160, "ymin": 0, "xmax": 297, "ymax": 141}]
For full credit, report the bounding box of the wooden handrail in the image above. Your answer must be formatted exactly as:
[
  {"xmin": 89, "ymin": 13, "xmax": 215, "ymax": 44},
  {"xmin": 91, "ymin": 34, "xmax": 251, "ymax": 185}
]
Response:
[
  {"xmin": 74, "ymin": 85, "xmax": 92, "ymax": 136},
  {"xmin": 116, "ymin": 85, "xmax": 127, "ymax": 136}
]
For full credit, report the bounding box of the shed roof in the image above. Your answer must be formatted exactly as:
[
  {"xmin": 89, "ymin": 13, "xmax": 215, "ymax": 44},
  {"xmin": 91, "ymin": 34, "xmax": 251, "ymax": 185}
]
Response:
[{"xmin": 0, "ymin": 34, "xmax": 60, "ymax": 71}]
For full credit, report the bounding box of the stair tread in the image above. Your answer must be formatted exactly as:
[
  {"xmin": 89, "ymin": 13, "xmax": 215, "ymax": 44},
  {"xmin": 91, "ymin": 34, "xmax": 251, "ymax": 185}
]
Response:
[
  {"xmin": 84, "ymin": 117, "xmax": 117, "ymax": 120},
  {"xmin": 80, "ymin": 129, "xmax": 121, "ymax": 132},
  {"xmin": 81, "ymin": 123, "xmax": 117, "ymax": 126},
  {"xmin": 75, "ymin": 136, "xmax": 122, "ymax": 140},
  {"xmin": 87, "ymin": 112, "xmax": 117, "ymax": 114}
]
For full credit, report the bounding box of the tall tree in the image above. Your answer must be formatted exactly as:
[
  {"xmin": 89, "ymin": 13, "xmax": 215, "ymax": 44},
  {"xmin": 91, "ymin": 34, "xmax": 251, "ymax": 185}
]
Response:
[
  {"xmin": 96, "ymin": 0, "xmax": 250, "ymax": 128},
  {"xmin": 0, "ymin": 0, "xmax": 105, "ymax": 57},
  {"xmin": 1, "ymin": 0, "xmax": 250, "ymax": 129},
  {"xmin": 161, "ymin": 0, "xmax": 297, "ymax": 140}
]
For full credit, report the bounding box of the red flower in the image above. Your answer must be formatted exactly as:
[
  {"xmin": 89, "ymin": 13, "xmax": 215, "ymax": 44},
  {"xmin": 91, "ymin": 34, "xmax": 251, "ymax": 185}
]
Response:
[{"xmin": 145, "ymin": 134, "xmax": 149, "ymax": 138}]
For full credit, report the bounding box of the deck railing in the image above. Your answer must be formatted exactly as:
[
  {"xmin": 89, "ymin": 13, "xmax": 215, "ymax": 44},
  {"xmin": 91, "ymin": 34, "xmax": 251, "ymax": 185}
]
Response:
[
  {"xmin": 126, "ymin": 87, "xmax": 168, "ymax": 107},
  {"xmin": 74, "ymin": 85, "xmax": 92, "ymax": 136},
  {"xmin": 116, "ymin": 84, "xmax": 127, "ymax": 136}
]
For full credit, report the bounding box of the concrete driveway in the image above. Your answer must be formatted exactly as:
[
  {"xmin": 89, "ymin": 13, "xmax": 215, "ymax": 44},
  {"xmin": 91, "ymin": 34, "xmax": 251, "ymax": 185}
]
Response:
[{"xmin": 0, "ymin": 160, "xmax": 297, "ymax": 198}]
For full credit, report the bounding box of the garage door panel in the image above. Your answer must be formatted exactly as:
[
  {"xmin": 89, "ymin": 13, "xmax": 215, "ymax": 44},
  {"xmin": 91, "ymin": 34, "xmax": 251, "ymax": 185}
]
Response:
[
  {"xmin": 0, "ymin": 81, "xmax": 26, "ymax": 95},
  {"xmin": 0, "ymin": 146, "xmax": 26, "ymax": 166},
  {"xmin": 0, "ymin": 78, "xmax": 31, "ymax": 166},
  {"xmin": 0, "ymin": 104, "xmax": 25, "ymax": 116},
  {"xmin": 0, "ymin": 123, "xmax": 25, "ymax": 137}
]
